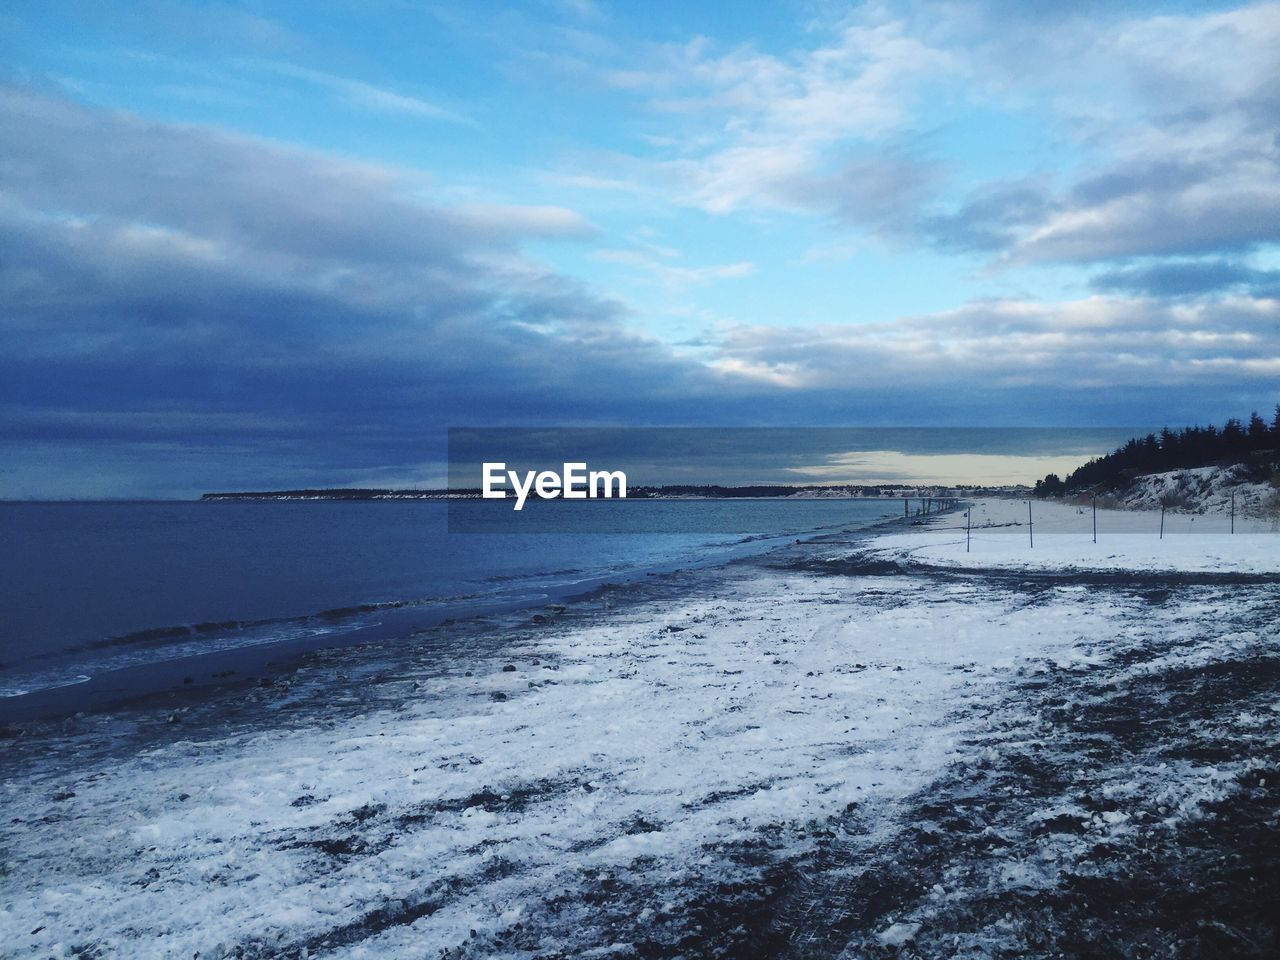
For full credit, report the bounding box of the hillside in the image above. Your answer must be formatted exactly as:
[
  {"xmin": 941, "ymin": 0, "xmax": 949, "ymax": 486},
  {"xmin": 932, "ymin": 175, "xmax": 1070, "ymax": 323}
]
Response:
[
  {"xmin": 1054, "ymin": 409, "xmax": 1279, "ymax": 494},
  {"xmin": 1109, "ymin": 463, "xmax": 1278, "ymax": 518},
  {"xmin": 1033, "ymin": 409, "xmax": 1280, "ymax": 511}
]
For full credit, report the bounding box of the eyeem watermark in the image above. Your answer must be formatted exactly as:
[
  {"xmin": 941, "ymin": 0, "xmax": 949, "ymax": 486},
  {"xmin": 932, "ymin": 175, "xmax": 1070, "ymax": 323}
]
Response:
[{"xmin": 482, "ymin": 462, "xmax": 627, "ymax": 511}]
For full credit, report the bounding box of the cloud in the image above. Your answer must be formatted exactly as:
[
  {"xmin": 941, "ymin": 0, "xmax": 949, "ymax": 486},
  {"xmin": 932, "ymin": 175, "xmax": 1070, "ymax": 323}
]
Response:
[
  {"xmin": 711, "ymin": 293, "xmax": 1280, "ymax": 397},
  {"xmin": 1089, "ymin": 260, "xmax": 1280, "ymax": 297},
  {"xmin": 594, "ymin": 249, "xmax": 754, "ymax": 289},
  {"xmin": 586, "ymin": 15, "xmax": 958, "ymax": 218},
  {"xmin": 0, "ymin": 88, "xmax": 588, "ymax": 270},
  {"xmin": 0, "ymin": 86, "xmax": 716, "ymax": 496},
  {"xmin": 920, "ymin": 179, "xmax": 1057, "ymax": 254},
  {"xmin": 930, "ymin": 3, "xmax": 1280, "ymax": 265},
  {"xmin": 254, "ymin": 61, "xmax": 474, "ymax": 124},
  {"xmin": 1002, "ymin": 154, "xmax": 1280, "ymax": 265},
  {"xmin": 63, "ymin": 2, "xmax": 301, "ymax": 53},
  {"xmin": 581, "ymin": 1, "xmax": 1280, "ymax": 273},
  {"xmin": 784, "ymin": 150, "xmax": 941, "ymax": 233},
  {"xmin": 4, "ymin": 35, "xmax": 1279, "ymax": 499}
]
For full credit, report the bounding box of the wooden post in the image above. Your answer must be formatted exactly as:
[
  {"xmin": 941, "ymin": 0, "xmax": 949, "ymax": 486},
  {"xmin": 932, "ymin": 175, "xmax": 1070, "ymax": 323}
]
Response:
[
  {"xmin": 1160, "ymin": 504, "xmax": 1165, "ymax": 540},
  {"xmin": 1231, "ymin": 491, "xmax": 1235, "ymax": 534},
  {"xmin": 966, "ymin": 507, "xmax": 971, "ymax": 553},
  {"xmin": 1092, "ymin": 495, "xmax": 1097, "ymax": 544},
  {"xmin": 904, "ymin": 497, "xmax": 909, "ymax": 518},
  {"xmin": 1028, "ymin": 500, "xmax": 1034, "ymax": 549}
]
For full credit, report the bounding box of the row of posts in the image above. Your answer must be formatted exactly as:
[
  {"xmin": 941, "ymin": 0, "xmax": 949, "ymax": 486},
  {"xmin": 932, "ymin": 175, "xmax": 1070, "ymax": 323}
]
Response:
[
  {"xmin": 903, "ymin": 496, "xmax": 959, "ymax": 517},
  {"xmin": 942, "ymin": 490, "xmax": 1242, "ymax": 553},
  {"xmin": 1019, "ymin": 489, "xmax": 1239, "ymax": 548}
]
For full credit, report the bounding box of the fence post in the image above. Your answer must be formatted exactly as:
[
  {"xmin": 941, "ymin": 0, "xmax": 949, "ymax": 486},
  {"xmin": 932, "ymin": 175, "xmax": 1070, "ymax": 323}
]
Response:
[
  {"xmin": 1160, "ymin": 504, "xmax": 1165, "ymax": 540},
  {"xmin": 1231, "ymin": 491, "xmax": 1235, "ymax": 534},
  {"xmin": 966, "ymin": 507, "xmax": 971, "ymax": 553},
  {"xmin": 1028, "ymin": 500, "xmax": 1034, "ymax": 549},
  {"xmin": 1092, "ymin": 495, "xmax": 1097, "ymax": 544}
]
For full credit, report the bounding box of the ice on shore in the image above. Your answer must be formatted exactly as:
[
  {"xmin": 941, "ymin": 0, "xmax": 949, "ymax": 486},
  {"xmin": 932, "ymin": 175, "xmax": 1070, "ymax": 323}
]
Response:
[
  {"xmin": 870, "ymin": 496, "xmax": 1280, "ymax": 574},
  {"xmin": 1, "ymin": 500, "xmax": 1277, "ymax": 957}
]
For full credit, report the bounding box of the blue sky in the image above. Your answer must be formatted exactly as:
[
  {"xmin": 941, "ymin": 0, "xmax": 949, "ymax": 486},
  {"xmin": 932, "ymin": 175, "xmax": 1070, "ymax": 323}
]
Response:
[{"xmin": 1, "ymin": 0, "xmax": 1277, "ymax": 496}]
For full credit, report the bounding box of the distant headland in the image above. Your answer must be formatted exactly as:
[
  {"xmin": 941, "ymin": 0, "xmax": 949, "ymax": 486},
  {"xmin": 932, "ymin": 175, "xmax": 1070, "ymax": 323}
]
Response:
[{"xmin": 200, "ymin": 483, "xmax": 1026, "ymax": 502}]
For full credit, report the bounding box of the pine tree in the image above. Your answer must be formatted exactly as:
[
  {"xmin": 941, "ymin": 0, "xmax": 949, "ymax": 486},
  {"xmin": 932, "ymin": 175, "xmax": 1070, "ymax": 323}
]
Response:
[
  {"xmin": 1064, "ymin": 406, "xmax": 1280, "ymax": 490},
  {"xmin": 1248, "ymin": 410, "xmax": 1268, "ymax": 443}
]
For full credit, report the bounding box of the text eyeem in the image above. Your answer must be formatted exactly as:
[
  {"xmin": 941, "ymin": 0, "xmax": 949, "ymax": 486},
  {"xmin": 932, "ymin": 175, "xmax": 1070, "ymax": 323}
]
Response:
[{"xmin": 482, "ymin": 462, "xmax": 627, "ymax": 511}]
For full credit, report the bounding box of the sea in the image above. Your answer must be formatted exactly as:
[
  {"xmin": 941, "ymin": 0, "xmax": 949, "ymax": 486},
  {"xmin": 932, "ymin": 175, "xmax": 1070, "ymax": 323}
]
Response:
[{"xmin": 0, "ymin": 498, "xmax": 905, "ymax": 717}]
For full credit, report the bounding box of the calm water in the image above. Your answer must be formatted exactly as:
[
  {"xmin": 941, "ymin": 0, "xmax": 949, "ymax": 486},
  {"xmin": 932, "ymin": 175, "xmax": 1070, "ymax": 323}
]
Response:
[{"xmin": 0, "ymin": 498, "xmax": 901, "ymax": 700}]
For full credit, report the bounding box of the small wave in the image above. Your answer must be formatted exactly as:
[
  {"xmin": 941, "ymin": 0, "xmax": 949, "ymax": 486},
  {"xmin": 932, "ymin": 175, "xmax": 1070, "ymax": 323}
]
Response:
[
  {"xmin": 0, "ymin": 673, "xmax": 90, "ymax": 699},
  {"xmin": 484, "ymin": 567, "xmax": 583, "ymax": 583},
  {"xmin": 64, "ymin": 599, "xmax": 423, "ymax": 657},
  {"xmin": 40, "ymin": 583, "xmax": 522, "ymax": 666}
]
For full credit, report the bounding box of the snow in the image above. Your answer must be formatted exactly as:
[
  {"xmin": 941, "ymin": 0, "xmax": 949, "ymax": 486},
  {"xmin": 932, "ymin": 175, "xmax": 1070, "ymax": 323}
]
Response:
[
  {"xmin": 863, "ymin": 496, "xmax": 1280, "ymax": 573},
  {"xmin": 875, "ymin": 920, "xmax": 921, "ymax": 946},
  {"xmin": 1, "ymin": 499, "xmax": 1277, "ymax": 957},
  {"xmin": 1117, "ymin": 463, "xmax": 1277, "ymax": 516}
]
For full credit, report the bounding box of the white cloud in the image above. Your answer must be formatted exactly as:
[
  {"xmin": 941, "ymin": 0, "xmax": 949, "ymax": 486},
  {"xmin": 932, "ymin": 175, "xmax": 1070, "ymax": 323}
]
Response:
[
  {"xmin": 594, "ymin": 248, "xmax": 754, "ymax": 289},
  {"xmin": 256, "ymin": 61, "xmax": 473, "ymax": 125},
  {"xmin": 707, "ymin": 356, "xmax": 806, "ymax": 388},
  {"xmin": 575, "ymin": 13, "xmax": 958, "ymax": 217},
  {"xmin": 711, "ymin": 293, "xmax": 1280, "ymax": 391},
  {"xmin": 563, "ymin": 1, "xmax": 1280, "ymax": 270},
  {"xmin": 951, "ymin": 2, "xmax": 1280, "ymax": 265}
]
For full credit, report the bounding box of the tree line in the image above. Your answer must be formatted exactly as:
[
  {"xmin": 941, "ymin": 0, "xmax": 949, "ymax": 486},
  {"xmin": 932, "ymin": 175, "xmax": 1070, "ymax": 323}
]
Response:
[{"xmin": 1035, "ymin": 406, "xmax": 1280, "ymax": 497}]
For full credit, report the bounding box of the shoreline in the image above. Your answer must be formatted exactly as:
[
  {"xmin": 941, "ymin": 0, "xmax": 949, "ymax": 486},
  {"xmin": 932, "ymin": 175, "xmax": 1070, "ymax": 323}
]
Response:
[
  {"xmin": 1, "ymin": 500, "xmax": 1276, "ymax": 958},
  {"xmin": 0, "ymin": 506, "xmax": 930, "ymax": 727}
]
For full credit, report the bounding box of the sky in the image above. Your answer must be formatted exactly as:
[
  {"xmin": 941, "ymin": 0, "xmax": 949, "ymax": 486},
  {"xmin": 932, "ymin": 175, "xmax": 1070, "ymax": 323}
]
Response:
[{"xmin": 1, "ymin": 0, "xmax": 1278, "ymax": 497}]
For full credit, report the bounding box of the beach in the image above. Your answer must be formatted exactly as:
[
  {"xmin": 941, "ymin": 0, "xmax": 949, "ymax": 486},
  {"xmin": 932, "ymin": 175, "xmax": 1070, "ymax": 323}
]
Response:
[
  {"xmin": 2, "ymin": 499, "xmax": 1277, "ymax": 958},
  {"xmin": 9, "ymin": 1, "xmax": 1279, "ymax": 954}
]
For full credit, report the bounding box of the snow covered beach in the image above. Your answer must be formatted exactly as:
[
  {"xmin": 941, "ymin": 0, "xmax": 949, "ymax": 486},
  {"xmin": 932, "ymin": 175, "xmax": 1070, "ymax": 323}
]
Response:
[{"xmin": 2, "ymin": 500, "xmax": 1278, "ymax": 958}]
